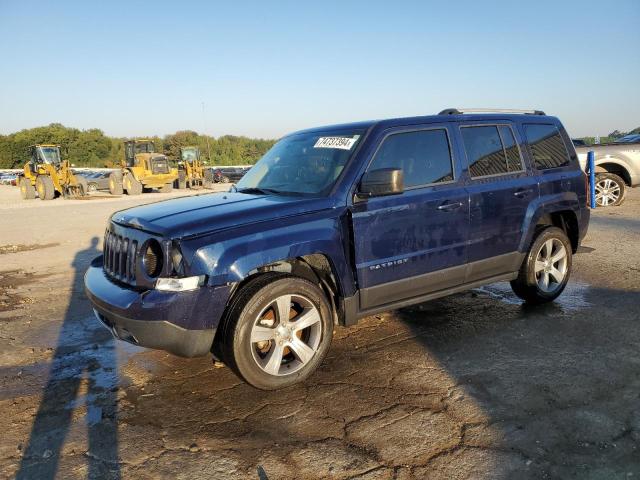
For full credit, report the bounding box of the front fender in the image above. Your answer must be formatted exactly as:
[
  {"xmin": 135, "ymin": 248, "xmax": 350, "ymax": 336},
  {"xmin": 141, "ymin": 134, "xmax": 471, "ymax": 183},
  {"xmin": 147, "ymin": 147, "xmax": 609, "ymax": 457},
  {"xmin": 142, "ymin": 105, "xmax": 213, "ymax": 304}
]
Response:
[{"xmin": 183, "ymin": 209, "xmax": 355, "ymax": 296}]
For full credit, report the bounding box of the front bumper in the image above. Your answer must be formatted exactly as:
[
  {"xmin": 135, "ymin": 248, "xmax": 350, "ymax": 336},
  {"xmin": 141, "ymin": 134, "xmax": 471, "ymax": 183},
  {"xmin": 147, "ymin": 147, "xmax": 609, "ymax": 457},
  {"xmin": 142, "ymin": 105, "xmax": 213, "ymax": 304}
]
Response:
[{"xmin": 84, "ymin": 256, "xmax": 232, "ymax": 357}]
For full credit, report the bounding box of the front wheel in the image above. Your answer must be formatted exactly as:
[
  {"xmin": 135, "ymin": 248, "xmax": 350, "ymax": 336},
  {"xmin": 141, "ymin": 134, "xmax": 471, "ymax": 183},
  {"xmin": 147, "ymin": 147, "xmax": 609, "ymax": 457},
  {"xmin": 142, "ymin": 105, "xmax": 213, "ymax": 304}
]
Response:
[
  {"xmin": 221, "ymin": 275, "xmax": 333, "ymax": 390},
  {"xmin": 510, "ymin": 226, "xmax": 572, "ymax": 304}
]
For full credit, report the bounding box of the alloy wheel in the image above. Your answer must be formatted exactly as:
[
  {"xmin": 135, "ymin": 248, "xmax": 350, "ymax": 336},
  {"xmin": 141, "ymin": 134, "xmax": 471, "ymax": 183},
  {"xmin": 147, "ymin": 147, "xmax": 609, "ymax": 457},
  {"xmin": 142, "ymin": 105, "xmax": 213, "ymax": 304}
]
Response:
[
  {"xmin": 534, "ymin": 238, "xmax": 568, "ymax": 293},
  {"xmin": 250, "ymin": 294, "xmax": 322, "ymax": 376}
]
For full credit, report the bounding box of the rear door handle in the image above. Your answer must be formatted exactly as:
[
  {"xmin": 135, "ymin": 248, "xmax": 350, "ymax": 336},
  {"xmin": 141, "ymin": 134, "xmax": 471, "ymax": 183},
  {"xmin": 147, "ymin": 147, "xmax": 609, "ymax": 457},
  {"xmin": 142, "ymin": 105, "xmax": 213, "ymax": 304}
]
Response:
[
  {"xmin": 513, "ymin": 188, "xmax": 533, "ymax": 198},
  {"xmin": 437, "ymin": 201, "xmax": 463, "ymax": 211}
]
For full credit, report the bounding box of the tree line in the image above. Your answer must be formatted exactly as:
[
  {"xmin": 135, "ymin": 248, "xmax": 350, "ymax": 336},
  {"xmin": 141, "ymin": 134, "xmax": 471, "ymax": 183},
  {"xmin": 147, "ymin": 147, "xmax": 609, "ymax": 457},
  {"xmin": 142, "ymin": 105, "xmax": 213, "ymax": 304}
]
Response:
[{"xmin": 0, "ymin": 124, "xmax": 276, "ymax": 169}]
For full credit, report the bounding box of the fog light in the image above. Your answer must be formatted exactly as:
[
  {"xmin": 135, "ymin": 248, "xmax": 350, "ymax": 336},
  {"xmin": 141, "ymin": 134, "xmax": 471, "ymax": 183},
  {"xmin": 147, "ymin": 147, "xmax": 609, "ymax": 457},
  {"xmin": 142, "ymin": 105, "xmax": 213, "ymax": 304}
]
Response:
[{"xmin": 155, "ymin": 275, "xmax": 205, "ymax": 292}]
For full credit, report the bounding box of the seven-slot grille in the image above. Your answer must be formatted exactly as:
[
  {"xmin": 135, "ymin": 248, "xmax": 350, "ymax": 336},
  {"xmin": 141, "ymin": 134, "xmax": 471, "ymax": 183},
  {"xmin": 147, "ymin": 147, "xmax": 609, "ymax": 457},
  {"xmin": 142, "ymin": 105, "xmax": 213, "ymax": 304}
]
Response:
[{"xmin": 103, "ymin": 229, "xmax": 138, "ymax": 283}]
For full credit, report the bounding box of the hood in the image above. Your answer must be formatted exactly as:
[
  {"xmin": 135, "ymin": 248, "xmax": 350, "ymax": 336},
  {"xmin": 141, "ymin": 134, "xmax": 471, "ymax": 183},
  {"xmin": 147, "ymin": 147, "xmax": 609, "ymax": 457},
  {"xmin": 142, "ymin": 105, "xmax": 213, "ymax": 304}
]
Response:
[{"xmin": 110, "ymin": 192, "xmax": 335, "ymax": 238}]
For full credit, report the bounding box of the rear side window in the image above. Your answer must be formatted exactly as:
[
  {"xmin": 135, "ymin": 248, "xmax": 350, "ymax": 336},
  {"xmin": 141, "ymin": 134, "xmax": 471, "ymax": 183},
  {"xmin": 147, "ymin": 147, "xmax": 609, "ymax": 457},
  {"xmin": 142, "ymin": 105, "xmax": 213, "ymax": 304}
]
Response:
[
  {"xmin": 461, "ymin": 125, "xmax": 524, "ymax": 178},
  {"xmin": 499, "ymin": 126, "xmax": 523, "ymax": 172},
  {"xmin": 524, "ymin": 124, "xmax": 571, "ymax": 170},
  {"xmin": 368, "ymin": 129, "xmax": 454, "ymax": 187}
]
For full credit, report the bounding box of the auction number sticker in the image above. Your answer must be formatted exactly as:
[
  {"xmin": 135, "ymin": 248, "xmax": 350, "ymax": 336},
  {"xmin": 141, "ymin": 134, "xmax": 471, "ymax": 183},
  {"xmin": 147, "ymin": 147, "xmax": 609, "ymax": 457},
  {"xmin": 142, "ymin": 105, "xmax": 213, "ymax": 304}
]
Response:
[{"xmin": 313, "ymin": 135, "xmax": 360, "ymax": 150}]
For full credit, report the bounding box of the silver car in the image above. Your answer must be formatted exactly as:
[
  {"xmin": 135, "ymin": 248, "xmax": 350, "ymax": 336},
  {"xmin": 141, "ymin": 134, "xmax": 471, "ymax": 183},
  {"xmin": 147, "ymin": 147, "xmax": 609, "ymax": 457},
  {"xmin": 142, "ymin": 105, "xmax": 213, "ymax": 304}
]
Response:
[{"xmin": 576, "ymin": 136, "xmax": 640, "ymax": 206}]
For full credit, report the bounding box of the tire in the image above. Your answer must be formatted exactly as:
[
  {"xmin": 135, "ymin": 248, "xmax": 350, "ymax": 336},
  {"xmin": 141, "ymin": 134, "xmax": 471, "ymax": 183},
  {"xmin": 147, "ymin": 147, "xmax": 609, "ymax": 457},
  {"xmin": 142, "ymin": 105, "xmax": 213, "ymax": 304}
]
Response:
[
  {"xmin": 123, "ymin": 172, "xmax": 142, "ymax": 195},
  {"xmin": 204, "ymin": 169, "xmax": 214, "ymax": 189},
  {"xmin": 220, "ymin": 274, "xmax": 333, "ymax": 390},
  {"xmin": 595, "ymin": 172, "xmax": 626, "ymax": 207},
  {"xmin": 159, "ymin": 183, "xmax": 173, "ymax": 193},
  {"xmin": 221, "ymin": 176, "xmax": 230, "ymax": 184},
  {"xmin": 510, "ymin": 226, "xmax": 572, "ymax": 304},
  {"xmin": 177, "ymin": 171, "xmax": 187, "ymax": 189},
  {"xmin": 88, "ymin": 182, "xmax": 98, "ymax": 193},
  {"xmin": 108, "ymin": 172, "xmax": 123, "ymax": 195},
  {"xmin": 20, "ymin": 177, "xmax": 36, "ymax": 200},
  {"xmin": 36, "ymin": 175, "xmax": 55, "ymax": 200},
  {"xmin": 75, "ymin": 176, "xmax": 88, "ymax": 196}
]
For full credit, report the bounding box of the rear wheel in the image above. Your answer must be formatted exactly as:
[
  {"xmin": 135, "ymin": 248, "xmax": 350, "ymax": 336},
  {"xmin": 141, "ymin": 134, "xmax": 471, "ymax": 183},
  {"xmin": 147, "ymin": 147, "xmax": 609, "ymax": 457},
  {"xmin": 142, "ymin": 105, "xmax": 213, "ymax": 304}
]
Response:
[
  {"xmin": 511, "ymin": 226, "xmax": 572, "ymax": 304},
  {"xmin": 36, "ymin": 175, "xmax": 55, "ymax": 200},
  {"xmin": 123, "ymin": 173, "xmax": 142, "ymax": 195},
  {"xmin": 595, "ymin": 172, "xmax": 626, "ymax": 207},
  {"xmin": 108, "ymin": 172, "xmax": 123, "ymax": 195},
  {"xmin": 220, "ymin": 274, "xmax": 333, "ymax": 390},
  {"xmin": 88, "ymin": 182, "xmax": 98, "ymax": 193},
  {"xmin": 221, "ymin": 176, "xmax": 230, "ymax": 183},
  {"xmin": 177, "ymin": 170, "xmax": 187, "ymax": 189},
  {"xmin": 204, "ymin": 169, "xmax": 214, "ymax": 189},
  {"xmin": 20, "ymin": 177, "xmax": 36, "ymax": 200}
]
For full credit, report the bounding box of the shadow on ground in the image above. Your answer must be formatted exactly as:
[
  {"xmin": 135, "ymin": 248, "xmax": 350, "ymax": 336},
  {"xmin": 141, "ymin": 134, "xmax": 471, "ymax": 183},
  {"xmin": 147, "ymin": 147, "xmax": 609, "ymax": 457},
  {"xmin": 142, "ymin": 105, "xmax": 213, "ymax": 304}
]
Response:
[{"xmin": 16, "ymin": 237, "xmax": 120, "ymax": 480}]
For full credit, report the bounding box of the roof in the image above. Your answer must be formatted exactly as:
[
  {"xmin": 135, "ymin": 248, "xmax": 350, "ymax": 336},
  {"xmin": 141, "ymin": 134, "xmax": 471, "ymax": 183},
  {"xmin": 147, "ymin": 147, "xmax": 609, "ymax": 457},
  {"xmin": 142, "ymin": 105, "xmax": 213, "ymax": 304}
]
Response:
[{"xmin": 290, "ymin": 110, "xmax": 557, "ymax": 137}]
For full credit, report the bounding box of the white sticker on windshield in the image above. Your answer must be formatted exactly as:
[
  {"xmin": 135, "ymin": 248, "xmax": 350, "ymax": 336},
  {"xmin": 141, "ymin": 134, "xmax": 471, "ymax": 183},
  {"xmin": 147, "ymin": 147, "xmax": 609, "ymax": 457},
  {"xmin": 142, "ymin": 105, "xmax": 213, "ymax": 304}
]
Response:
[{"xmin": 313, "ymin": 135, "xmax": 359, "ymax": 150}]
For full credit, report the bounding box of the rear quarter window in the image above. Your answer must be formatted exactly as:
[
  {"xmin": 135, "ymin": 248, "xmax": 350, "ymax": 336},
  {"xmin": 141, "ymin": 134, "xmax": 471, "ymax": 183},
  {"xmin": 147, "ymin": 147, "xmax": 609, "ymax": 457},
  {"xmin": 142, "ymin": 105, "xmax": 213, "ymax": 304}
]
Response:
[{"xmin": 524, "ymin": 124, "xmax": 571, "ymax": 170}]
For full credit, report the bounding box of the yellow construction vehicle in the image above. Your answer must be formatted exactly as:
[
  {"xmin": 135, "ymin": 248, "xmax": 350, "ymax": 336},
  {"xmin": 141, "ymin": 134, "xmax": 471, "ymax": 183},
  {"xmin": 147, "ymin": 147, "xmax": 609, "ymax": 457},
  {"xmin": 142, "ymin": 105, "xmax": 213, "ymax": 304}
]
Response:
[
  {"xmin": 108, "ymin": 139, "xmax": 178, "ymax": 195},
  {"xmin": 175, "ymin": 146, "xmax": 214, "ymax": 189},
  {"xmin": 18, "ymin": 144, "xmax": 88, "ymax": 200}
]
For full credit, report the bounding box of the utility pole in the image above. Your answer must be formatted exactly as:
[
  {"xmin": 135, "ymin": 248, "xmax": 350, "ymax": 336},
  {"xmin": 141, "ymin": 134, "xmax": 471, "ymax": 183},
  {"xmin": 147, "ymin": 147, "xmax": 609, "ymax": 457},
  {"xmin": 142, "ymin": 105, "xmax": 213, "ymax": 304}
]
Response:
[{"xmin": 202, "ymin": 102, "xmax": 213, "ymax": 164}]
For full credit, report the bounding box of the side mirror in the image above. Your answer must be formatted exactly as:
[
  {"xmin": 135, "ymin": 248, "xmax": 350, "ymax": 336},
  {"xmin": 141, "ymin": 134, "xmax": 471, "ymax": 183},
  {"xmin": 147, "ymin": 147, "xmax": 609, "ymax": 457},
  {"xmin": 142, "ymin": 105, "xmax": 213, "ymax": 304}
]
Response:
[{"xmin": 358, "ymin": 168, "xmax": 404, "ymax": 198}]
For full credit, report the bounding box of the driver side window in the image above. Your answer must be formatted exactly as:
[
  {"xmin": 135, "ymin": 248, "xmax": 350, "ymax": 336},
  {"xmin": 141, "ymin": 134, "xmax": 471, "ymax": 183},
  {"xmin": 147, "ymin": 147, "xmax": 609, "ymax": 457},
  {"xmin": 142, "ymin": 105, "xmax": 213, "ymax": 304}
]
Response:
[{"xmin": 368, "ymin": 128, "xmax": 454, "ymax": 188}]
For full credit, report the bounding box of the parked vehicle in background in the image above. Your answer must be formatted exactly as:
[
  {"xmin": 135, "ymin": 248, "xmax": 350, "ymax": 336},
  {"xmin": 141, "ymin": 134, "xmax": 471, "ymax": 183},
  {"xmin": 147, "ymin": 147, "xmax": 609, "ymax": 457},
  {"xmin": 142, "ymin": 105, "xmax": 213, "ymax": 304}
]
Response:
[
  {"xmin": 108, "ymin": 139, "xmax": 178, "ymax": 195},
  {"xmin": 615, "ymin": 133, "xmax": 640, "ymax": 143},
  {"xmin": 175, "ymin": 146, "xmax": 214, "ymax": 190},
  {"xmin": 17, "ymin": 144, "xmax": 88, "ymax": 200},
  {"xmin": 575, "ymin": 136, "xmax": 640, "ymax": 207},
  {"xmin": 0, "ymin": 173, "xmax": 18, "ymax": 185},
  {"xmin": 572, "ymin": 139, "xmax": 587, "ymax": 147},
  {"xmin": 212, "ymin": 166, "xmax": 250, "ymax": 183},
  {"xmin": 85, "ymin": 108, "xmax": 589, "ymax": 390},
  {"xmin": 77, "ymin": 171, "xmax": 112, "ymax": 192}
]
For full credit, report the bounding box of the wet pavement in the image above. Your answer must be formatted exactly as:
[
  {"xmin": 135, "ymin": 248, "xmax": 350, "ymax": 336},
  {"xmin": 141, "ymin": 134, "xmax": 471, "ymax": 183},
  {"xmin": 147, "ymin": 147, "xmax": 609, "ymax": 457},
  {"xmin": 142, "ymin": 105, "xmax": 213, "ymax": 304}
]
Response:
[{"xmin": 0, "ymin": 186, "xmax": 639, "ymax": 479}]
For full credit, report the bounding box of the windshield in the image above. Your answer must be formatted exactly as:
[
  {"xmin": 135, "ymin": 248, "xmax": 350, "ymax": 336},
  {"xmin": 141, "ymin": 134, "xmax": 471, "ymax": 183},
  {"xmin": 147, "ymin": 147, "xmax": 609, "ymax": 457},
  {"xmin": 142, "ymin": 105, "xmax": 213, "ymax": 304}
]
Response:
[
  {"xmin": 235, "ymin": 130, "xmax": 364, "ymax": 196},
  {"xmin": 615, "ymin": 134, "xmax": 640, "ymax": 143},
  {"xmin": 181, "ymin": 148, "xmax": 198, "ymax": 162},
  {"xmin": 38, "ymin": 147, "xmax": 61, "ymax": 164},
  {"xmin": 135, "ymin": 142, "xmax": 155, "ymax": 154}
]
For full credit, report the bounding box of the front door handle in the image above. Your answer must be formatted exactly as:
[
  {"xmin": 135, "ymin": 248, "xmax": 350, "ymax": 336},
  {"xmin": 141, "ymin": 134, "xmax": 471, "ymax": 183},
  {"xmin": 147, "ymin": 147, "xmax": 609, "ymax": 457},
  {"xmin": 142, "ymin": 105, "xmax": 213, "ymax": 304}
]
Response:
[
  {"xmin": 437, "ymin": 201, "xmax": 463, "ymax": 211},
  {"xmin": 513, "ymin": 188, "xmax": 533, "ymax": 198}
]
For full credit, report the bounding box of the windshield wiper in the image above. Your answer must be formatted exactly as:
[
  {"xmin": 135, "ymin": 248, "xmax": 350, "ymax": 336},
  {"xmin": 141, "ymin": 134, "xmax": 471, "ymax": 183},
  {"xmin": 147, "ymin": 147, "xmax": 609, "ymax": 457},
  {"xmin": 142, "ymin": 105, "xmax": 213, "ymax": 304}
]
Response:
[{"xmin": 237, "ymin": 187, "xmax": 280, "ymax": 195}]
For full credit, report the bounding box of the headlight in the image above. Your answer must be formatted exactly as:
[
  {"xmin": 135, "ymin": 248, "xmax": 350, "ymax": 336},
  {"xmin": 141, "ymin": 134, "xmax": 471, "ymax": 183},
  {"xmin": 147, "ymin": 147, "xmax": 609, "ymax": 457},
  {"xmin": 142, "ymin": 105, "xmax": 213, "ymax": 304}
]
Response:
[
  {"xmin": 155, "ymin": 275, "xmax": 205, "ymax": 292},
  {"xmin": 143, "ymin": 239, "xmax": 163, "ymax": 277}
]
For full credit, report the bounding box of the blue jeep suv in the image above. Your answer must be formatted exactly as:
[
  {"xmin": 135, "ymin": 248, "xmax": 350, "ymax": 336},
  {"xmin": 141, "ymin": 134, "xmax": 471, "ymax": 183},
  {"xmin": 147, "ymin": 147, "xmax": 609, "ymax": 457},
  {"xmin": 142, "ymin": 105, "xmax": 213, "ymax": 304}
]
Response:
[{"xmin": 85, "ymin": 108, "xmax": 589, "ymax": 389}]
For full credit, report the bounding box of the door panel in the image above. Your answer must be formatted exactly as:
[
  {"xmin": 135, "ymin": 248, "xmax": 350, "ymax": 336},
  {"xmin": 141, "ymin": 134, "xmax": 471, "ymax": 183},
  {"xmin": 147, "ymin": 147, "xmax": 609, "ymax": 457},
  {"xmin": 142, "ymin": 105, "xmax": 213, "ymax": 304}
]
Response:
[
  {"xmin": 457, "ymin": 122, "xmax": 538, "ymax": 281},
  {"xmin": 350, "ymin": 124, "xmax": 469, "ymax": 310}
]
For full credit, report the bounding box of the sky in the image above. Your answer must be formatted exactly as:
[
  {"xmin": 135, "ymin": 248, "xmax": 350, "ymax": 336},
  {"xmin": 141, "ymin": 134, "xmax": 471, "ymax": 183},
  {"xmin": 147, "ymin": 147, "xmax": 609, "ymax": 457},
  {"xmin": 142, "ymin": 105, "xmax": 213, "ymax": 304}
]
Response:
[{"xmin": 0, "ymin": 0, "xmax": 638, "ymax": 139}]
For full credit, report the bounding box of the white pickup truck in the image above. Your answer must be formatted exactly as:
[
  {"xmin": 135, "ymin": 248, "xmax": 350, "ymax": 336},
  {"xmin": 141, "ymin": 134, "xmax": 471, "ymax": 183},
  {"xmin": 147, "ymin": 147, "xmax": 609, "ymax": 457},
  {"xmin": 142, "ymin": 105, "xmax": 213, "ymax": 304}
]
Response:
[{"xmin": 575, "ymin": 134, "xmax": 640, "ymax": 207}]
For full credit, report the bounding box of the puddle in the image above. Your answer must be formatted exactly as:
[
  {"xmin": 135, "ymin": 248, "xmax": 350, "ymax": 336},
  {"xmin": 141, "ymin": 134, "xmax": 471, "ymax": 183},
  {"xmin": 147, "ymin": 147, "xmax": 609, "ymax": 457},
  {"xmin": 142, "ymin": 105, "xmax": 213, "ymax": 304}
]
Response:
[{"xmin": 475, "ymin": 281, "xmax": 593, "ymax": 311}]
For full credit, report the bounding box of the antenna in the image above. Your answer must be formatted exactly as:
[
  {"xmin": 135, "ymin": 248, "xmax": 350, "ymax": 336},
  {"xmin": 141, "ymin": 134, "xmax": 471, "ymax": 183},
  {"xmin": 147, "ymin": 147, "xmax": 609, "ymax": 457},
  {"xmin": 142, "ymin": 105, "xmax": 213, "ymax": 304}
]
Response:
[{"xmin": 201, "ymin": 101, "xmax": 213, "ymax": 164}]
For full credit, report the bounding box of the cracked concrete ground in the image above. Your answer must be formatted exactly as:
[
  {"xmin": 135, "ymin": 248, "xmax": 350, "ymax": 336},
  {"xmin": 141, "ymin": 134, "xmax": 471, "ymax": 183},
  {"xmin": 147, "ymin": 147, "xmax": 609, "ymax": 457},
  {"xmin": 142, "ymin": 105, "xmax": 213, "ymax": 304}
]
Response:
[{"xmin": 0, "ymin": 184, "xmax": 639, "ymax": 479}]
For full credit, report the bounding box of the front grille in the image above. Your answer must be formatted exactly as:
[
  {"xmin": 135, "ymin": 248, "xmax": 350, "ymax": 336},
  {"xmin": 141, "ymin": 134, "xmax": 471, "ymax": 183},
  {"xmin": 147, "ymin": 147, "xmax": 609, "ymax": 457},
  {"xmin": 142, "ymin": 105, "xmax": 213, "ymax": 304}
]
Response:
[
  {"xmin": 103, "ymin": 229, "xmax": 138, "ymax": 283},
  {"xmin": 151, "ymin": 157, "xmax": 169, "ymax": 174}
]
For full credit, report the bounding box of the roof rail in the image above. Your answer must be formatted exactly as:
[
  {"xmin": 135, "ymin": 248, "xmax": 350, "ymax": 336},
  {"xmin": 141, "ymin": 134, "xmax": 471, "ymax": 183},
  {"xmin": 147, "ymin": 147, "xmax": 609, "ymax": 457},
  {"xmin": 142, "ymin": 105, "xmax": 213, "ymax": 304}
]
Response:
[{"xmin": 438, "ymin": 108, "xmax": 546, "ymax": 116}]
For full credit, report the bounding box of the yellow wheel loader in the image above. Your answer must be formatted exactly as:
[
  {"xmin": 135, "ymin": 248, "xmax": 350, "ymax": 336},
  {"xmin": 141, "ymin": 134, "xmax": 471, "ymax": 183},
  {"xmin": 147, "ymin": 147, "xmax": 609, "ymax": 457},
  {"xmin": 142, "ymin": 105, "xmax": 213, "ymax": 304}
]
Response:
[
  {"xmin": 18, "ymin": 145, "xmax": 88, "ymax": 201},
  {"xmin": 109, "ymin": 139, "xmax": 178, "ymax": 195},
  {"xmin": 175, "ymin": 146, "xmax": 214, "ymax": 190}
]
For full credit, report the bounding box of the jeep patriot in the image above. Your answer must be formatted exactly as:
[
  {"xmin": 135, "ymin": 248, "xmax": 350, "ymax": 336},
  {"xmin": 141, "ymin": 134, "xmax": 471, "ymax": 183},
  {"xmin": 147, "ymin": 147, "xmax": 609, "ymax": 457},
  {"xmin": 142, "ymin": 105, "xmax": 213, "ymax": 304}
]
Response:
[{"xmin": 85, "ymin": 108, "xmax": 590, "ymax": 389}]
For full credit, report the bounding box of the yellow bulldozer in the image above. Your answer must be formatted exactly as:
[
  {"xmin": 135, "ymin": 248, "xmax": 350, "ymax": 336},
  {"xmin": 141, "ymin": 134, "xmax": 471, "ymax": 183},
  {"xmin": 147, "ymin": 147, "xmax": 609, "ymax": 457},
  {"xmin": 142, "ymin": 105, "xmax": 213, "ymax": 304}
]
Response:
[
  {"xmin": 175, "ymin": 146, "xmax": 214, "ymax": 190},
  {"xmin": 18, "ymin": 144, "xmax": 88, "ymax": 200},
  {"xmin": 108, "ymin": 139, "xmax": 178, "ymax": 195}
]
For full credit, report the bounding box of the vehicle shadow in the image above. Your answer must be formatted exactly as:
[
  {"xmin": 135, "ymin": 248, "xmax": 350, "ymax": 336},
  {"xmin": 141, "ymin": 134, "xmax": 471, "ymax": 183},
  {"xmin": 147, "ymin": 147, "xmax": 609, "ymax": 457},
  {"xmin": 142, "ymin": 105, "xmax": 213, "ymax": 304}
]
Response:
[{"xmin": 16, "ymin": 237, "xmax": 120, "ymax": 480}]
